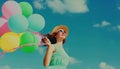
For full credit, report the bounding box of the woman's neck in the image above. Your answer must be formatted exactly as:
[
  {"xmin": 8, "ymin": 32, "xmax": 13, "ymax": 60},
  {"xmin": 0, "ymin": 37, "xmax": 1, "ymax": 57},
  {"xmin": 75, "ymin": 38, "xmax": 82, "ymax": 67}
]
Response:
[{"xmin": 56, "ymin": 38, "xmax": 63, "ymax": 46}]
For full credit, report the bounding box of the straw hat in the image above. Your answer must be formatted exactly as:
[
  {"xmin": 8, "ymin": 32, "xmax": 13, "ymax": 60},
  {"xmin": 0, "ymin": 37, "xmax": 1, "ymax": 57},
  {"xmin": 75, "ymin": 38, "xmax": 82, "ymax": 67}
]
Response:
[{"xmin": 51, "ymin": 25, "xmax": 69, "ymax": 36}]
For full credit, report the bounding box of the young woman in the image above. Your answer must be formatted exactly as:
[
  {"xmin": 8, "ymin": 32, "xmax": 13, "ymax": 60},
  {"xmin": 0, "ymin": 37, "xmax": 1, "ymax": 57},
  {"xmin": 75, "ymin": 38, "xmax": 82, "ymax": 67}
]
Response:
[{"xmin": 43, "ymin": 25, "xmax": 70, "ymax": 69}]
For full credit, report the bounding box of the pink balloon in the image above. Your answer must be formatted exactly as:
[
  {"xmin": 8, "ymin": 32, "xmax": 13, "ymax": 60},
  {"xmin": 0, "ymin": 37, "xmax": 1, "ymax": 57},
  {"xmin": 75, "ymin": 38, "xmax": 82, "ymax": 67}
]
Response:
[
  {"xmin": 33, "ymin": 32, "xmax": 42, "ymax": 46},
  {"xmin": 0, "ymin": 22, "xmax": 11, "ymax": 36},
  {"xmin": 2, "ymin": 1, "xmax": 22, "ymax": 19},
  {"xmin": 0, "ymin": 17, "xmax": 7, "ymax": 27}
]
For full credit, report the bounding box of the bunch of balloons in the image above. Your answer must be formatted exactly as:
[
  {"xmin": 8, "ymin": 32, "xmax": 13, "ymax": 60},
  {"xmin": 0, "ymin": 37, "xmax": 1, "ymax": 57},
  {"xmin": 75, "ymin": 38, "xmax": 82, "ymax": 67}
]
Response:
[{"xmin": 0, "ymin": 0, "xmax": 45, "ymax": 56}]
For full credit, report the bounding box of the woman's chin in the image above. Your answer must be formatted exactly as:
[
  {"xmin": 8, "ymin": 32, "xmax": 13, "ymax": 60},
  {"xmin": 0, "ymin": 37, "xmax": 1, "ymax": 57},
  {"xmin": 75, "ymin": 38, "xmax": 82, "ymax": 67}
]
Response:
[{"xmin": 59, "ymin": 37, "xmax": 65, "ymax": 40}]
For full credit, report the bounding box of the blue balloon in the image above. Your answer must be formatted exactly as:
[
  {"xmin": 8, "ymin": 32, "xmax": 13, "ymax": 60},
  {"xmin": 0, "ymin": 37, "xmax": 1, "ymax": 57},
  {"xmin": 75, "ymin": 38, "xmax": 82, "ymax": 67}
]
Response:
[
  {"xmin": 28, "ymin": 14, "xmax": 45, "ymax": 32},
  {"xmin": 8, "ymin": 14, "xmax": 29, "ymax": 33}
]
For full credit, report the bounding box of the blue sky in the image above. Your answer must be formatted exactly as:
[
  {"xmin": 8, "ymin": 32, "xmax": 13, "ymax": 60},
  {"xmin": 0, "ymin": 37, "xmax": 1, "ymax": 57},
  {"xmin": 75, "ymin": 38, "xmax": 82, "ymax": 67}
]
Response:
[{"xmin": 0, "ymin": 0, "xmax": 120, "ymax": 69}]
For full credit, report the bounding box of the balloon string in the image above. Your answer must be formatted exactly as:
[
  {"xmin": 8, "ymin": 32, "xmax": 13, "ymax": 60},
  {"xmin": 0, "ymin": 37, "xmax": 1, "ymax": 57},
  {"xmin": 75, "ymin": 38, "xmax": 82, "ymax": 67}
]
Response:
[
  {"xmin": 0, "ymin": 52, "xmax": 6, "ymax": 60},
  {"xmin": 0, "ymin": 46, "xmax": 20, "ymax": 60},
  {"xmin": 0, "ymin": 43, "xmax": 43, "ymax": 60}
]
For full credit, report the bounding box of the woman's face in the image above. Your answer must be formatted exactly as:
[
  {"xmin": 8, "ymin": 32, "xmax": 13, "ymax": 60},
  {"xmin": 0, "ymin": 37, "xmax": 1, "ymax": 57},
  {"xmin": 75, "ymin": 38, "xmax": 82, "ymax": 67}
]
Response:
[{"xmin": 55, "ymin": 29, "xmax": 66, "ymax": 40}]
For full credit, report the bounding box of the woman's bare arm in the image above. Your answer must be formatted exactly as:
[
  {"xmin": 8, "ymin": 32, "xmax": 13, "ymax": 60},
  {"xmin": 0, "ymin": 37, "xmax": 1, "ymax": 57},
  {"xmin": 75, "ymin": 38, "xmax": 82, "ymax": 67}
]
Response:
[
  {"xmin": 43, "ymin": 37, "xmax": 55, "ymax": 67},
  {"xmin": 43, "ymin": 45, "xmax": 54, "ymax": 66}
]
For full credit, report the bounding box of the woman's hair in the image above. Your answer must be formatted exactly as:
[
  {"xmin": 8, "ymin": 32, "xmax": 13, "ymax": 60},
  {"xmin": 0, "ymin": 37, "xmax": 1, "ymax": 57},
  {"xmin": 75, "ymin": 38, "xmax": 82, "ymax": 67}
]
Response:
[{"xmin": 42, "ymin": 32, "xmax": 66, "ymax": 44}]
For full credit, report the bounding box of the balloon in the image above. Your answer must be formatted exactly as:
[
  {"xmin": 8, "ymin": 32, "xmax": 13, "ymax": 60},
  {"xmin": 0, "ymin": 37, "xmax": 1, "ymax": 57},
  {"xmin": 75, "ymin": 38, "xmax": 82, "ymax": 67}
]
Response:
[
  {"xmin": 0, "ymin": 37, "xmax": 1, "ymax": 48},
  {"xmin": 19, "ymin": 32, "xmax": 25, "ymax": 38},
  {"xmin": 0, "ymin": 17, "xmax": 11, "ymax": 36},
  {"xmin": 2, "ymin": 1, "xmax": 22, "ymax": 19},
  {"xmin": 0, "ymin": 22, "xmax": 11, "ymax": 36},
  {"xmin": 20, "ymin": 32, "xmax": 39, "ymax": 53},
  {"xmin": 28, "ymin": 14, "xmax": 45, "ymax": 32},
  {"xmin": 19, "ymin": 2, "xmax": 33, "ymax": 17},
  {"xmin": 0, "ymin": 17, "xmax": 7, "ymax": 27},
  {"xmin": 8, "ymin": 14, "xmax": 28, "ymax": 33},
  {"xmin": 0, "ymin": 32, "xmax": 20, "ymax": 52},
  {"xmin": 33, "ymin": 32, "xmax": 42, "ymax": 46}
]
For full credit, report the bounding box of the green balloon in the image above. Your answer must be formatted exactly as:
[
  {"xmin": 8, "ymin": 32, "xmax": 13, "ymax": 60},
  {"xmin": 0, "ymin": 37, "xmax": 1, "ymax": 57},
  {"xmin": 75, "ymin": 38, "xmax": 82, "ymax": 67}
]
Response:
[
  {"xmin": 20, "ymin": 32, "xmax": 39, "ymax": 53},
  {"xmin": 28, "ymin": 14, "xmax": 45, "ymax": 32},
  {"xmin": 8, "ymin": 14, "xmax": 28, "ymax": 33},
  {"xmin": 19, "ymin": 2, "xmax": 33, "ymax": 17}
]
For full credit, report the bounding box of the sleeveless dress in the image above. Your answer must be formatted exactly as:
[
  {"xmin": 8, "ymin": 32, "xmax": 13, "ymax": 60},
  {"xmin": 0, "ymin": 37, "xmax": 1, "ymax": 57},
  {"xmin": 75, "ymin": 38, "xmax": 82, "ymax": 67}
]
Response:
[{"xmin": 46, "ymin": 44, "xmax": 69, "ymax": 69}]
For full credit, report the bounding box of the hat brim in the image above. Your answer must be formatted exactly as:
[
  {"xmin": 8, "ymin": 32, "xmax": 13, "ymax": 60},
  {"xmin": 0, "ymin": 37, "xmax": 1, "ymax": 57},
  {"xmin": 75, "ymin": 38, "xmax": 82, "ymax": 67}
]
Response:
[{"xmin": 51, "ymin": 25, "xmax": 69, "ymax": 36}]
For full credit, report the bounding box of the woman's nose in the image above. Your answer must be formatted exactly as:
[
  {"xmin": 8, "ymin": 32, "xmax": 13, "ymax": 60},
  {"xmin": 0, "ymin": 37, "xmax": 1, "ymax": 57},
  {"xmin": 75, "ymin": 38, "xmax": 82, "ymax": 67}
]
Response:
[{"xmin": 62, "ymin": 32, "xmax": 66, "ymax": 35}]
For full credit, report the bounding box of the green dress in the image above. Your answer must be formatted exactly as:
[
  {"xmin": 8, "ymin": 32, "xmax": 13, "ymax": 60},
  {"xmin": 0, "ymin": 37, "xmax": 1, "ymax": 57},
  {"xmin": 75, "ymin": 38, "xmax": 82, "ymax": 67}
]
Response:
[{"xmin": 46, "ymin": 44, "xmax": 69, "ymax": 69}]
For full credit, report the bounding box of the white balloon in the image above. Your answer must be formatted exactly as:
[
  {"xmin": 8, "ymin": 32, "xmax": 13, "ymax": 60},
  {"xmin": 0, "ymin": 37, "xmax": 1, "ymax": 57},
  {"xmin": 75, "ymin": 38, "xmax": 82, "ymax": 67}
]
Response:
[{"xmin": 0, "ymin": 17, "xmax": 7, "ymax": 27}]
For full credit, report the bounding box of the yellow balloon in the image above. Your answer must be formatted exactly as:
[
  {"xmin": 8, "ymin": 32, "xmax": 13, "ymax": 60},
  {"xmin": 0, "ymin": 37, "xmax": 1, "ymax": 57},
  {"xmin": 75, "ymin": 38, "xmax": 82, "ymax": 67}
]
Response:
[
  {"xmin": 19, "ymin": 32, "xmax": 25, "ymax": 37},
  {"xmin": 0, "ymin": 38, "xmax": 1, "ymax": 48},
  {"xmin": 0, "ymin": 32, "xmax": 20, "ymax": 52}
]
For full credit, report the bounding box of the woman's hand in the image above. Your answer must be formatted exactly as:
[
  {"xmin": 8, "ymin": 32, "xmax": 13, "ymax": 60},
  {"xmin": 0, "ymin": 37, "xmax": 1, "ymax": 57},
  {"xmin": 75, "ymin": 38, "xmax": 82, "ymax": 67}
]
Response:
[
  {"xmin": 43, "ymin": 37, "xmax": 51, "ymax": 47},
  {"xmin": 43, "ymin": 37, "xmax": 54, "ymax": 66}
]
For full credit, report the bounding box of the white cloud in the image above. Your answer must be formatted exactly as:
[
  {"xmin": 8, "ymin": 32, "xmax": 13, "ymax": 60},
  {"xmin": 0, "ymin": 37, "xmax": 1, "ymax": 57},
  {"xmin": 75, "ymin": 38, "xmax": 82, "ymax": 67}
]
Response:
[
  {"xmin": 99, "ymin": 62, "xmax": 115, "ymax": 69},
  {"xmin": 117, "ymin": 6, "xmax": 120, "ymax": 10},
  {"xmin": 93, "ymin": 21, "xmax": 120, "ymax": 32},
  {"xmin": 101, "ymin": 21, "xmax": 111, "ymax": 27},
  {"xmin": 93, "ymin": 21, "xmax": 111, "ymax": 28},
  {"xmin": 117, "ymin": 25, "xmax": 120, "ymax": 31},
  {"xmin": 64, "ymin": 0, "xmax": 89, "ymax": 13},
  {"xmin": 0, "ymin": 65, "xmax": 11, "ymax": 69},
  {"xmin": 93, "ymin": 24, "xmax": 100, "ymax": 28},
  {"xmin": 47, "ymin": 0, "xmax": 65, "ymax": 14},
  {"xmin": 110, "ymin": 25, "xmax": 120, "ymax": 32},
  {"xmin": 33, "ymin": 0, "xmax": 89, "ymax": 14},
  {"xmin": 33, "ymin": 0, "xmax": 44, "ymax": 10},
  {"xmin": 69, "ymin": 57, "xmax": 81, "ymax": 64},
  {"xmin": 37, "ymin": 0, "xmax": 89, "ymax": 14}
]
